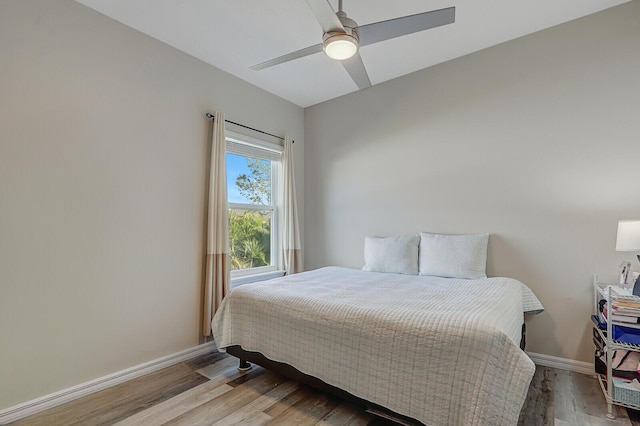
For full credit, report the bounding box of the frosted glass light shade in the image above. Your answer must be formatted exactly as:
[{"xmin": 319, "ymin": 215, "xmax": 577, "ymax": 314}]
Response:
[
  {"xmin": 616, "ymin": 220, "xmax": 640, "ymax": 251},
  {"xmin": 323, "ymin": 33, "xmax": 358, "ymax": 60}
]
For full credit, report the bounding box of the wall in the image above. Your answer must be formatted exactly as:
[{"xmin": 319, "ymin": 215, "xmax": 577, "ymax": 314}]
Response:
[
  {"xmin": 304, "ymin": 2, "xmax": 640, "ymax": 363},
  {"xmin": 0, "ymin": 0, "xmax": 304, "ymax": 410}
]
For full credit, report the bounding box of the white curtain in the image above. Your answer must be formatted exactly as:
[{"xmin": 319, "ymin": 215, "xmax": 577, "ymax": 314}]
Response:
[
  {"xmin": 282, "ymin": 136, "xmax": 302, "ymax": 274},
  {"xmin": 203, "ymin": 111, "xmax": 230, "ymax": 337}
]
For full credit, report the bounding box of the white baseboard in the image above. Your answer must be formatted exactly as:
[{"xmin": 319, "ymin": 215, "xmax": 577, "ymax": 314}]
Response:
[
  {"xmin": 527, "ymin": 351, "xmax": 594, "ymax": 376},
  {"xmin": 0, "ymin": 341, "xmax": 217, "ymax": 424}
]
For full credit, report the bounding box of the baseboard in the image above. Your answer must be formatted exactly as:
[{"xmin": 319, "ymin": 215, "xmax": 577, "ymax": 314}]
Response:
[
  {"xmin": 0, "ymin": 341, "xmax": 217, "ymax": 424},
  {"xmin": 527, "ymin": 351, "xmax": 594, "ymax": 376}
]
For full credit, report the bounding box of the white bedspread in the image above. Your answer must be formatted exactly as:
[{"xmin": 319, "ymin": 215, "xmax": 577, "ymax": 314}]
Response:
[{"xmin": 211, "ymin": 267, "xmax": 543, "ymax": 425}]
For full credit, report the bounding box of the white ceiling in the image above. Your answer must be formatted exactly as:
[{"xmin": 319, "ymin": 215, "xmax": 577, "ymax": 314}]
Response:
[{"xmin": 76, "ymin": 0, "xmax": 628, "ymax": 108}]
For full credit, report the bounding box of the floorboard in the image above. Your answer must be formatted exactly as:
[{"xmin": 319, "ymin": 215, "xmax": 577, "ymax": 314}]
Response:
[
  {"xmin": 9, "ymin": 351, "xmax": 640, "ymax": 425},
  {"xmin": 10, "ymin": 361, "xmax": 209, "ymax": 426},
  {"xmin": 518, "ymin": 366, "xmax": 553, "ymax": 426},
  {"xmin": 267, "ymin": 389, "xmax": 341, "ymax": 425}
]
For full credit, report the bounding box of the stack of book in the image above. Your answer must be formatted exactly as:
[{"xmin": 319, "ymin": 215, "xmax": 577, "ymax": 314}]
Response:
[
  {"xmin": 596, "ymin": 287, "xmax": 640, "ymax": 345},
  {"xmin": 610, "ymin": 299, "xmax": 640, "ymax": 325}
]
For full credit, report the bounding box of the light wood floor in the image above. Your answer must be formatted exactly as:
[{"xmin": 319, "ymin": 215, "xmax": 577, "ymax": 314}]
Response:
[{"xmin": 9, "ymin": 350, "xmax": 640, "ymax": 426}]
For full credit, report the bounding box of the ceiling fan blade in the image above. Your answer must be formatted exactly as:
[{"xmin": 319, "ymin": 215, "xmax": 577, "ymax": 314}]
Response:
[
  {"xmin": 306, "ymin": 0, "xmax": 345, "ymax": 33},
  {"xmin": 357, "ymin": 7, "xmax": 455, "ymax": 47},
  {"xmin": 341, "ymin": 53, "xmax": 371, "ymax": 90},
  {"xmin": 251, "ymin": 43, "xmax": 324, "ymax": 70}
]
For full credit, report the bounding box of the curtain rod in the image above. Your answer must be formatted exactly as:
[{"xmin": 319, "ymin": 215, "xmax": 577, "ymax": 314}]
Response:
[{"xmin": 205, "ymin": 113, "xmax": 293, "ymax": 143}]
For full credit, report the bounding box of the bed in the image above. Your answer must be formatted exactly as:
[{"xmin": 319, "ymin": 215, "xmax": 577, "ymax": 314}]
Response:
[{"xmin": 211, "ymin": 266, "xmax": 543, "ymax": 425}]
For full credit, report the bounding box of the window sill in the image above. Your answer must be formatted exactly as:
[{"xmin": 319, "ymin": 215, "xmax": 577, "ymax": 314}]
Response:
[{"xmin": 231, "ymin": 270, "xmax": 286, "ymax": 288}]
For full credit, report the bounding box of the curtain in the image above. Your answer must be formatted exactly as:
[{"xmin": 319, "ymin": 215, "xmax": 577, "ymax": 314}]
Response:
[
  {"xmin": 282, "ymin": 136, "xmax": 302, "ymax": 274},
  {"xmin": 203, "ymin": 111, "xmax": 230, "ymax": 337}
]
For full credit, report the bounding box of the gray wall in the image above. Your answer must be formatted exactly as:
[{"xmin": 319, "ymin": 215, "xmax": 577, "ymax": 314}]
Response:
[
  {"xmin": 304, "ymin": 2, "xmax": 640, "ymax": 363},
  {"xmin": 0, "ymin": 0, "xmax": 304, "ymax": 410}
]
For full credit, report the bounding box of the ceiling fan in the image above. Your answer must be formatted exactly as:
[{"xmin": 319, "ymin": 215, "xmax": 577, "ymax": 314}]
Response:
[{"xmin": 251, "ymin": 0, "xmax": 455, "ymax": 90}]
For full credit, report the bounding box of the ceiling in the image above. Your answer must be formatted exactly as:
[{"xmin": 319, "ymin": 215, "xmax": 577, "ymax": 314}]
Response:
[{"xmin": 76, "ymin": 0, "xmax": 628, "ymax": 108}]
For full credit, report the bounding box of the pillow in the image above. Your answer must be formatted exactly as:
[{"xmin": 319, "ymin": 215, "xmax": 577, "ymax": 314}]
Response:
[
  {"xmin": 362, "ymin": 234, "xmax": 419, "ymax": 275},
  {"xmin": 418, "ymin": 233, "xmax": 489, "ymax": 279}
]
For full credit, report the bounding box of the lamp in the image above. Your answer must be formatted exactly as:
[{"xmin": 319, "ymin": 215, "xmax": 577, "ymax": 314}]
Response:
[
  {"xmin": 323, "ymin": 32, "xmax": 358, "ymax": 60},
  {"xmin": 616, "ymin": 220, "xmax": 640, "ymax": 264}
]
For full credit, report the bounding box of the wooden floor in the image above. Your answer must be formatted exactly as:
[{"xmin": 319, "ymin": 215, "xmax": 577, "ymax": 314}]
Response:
[{"xmin": 9, "ymin": 350, "xmax": 640, "ymax": 426}]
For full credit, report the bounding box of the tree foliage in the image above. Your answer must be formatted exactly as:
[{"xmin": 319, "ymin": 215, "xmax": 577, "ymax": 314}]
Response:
[
  {"xmin": 229, "ymin": 157, "xmax": 272, "ymax": 271},
  {"xmin": 235, "ymin": 158, "xmax": 270, "ymax": 205},
  {"xmin": 229, "ymin": 210, "xmax": 270, "ymax": 270}
]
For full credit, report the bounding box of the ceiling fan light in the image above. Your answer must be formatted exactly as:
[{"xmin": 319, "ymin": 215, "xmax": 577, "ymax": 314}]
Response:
[{"xmin": 323, "ymin": 33, "xmax": 358, "ymax": 60}]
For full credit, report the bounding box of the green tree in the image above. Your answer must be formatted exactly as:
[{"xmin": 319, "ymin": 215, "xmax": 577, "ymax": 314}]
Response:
[
  {"xmin": 235, "ymin": 158, "xmax": 270, "ymax": 205},
  {"xmin": 228, "ymin": 210, "xmax": 270, "ymax": 270},
  {"xmin": 229, "ymin": 157, "xmax": 272, "ymax": 270}
]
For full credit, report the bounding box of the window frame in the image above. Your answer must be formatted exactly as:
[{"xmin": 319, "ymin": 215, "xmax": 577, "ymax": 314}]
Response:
[{"xmin": 226, "ymin": 131, "xmax": 283, "ymax": 280}]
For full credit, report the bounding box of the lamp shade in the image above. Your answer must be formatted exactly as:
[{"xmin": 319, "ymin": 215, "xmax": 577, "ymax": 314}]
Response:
[{"xmin": 616, "ymin": 220, "xmax": 640, "ymax": 251}]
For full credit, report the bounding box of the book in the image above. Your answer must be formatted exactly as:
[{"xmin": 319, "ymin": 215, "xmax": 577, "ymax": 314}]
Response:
[{"xmin": 612, "ymin": 314, "xmax": 640, "ymax": 324}]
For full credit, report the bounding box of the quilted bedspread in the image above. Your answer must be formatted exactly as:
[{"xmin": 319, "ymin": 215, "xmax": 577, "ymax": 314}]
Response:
[{"xmin": 211, "ymin": 267, "xmax": 543, "ymax": 425}]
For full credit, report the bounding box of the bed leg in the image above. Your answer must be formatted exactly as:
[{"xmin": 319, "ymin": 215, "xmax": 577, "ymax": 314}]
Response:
[{"xmin": 238, "ymin": 359, "xmax": 252, "ymax": 371}]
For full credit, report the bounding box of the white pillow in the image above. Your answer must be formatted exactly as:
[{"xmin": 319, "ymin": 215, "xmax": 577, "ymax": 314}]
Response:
[
  {"xmin": 362, "ymin": 235, "xmax": 419, "ymax": 275},
  {"xmin": 419, "ymin": 233, "xmax": 489, "ymax": 279}
]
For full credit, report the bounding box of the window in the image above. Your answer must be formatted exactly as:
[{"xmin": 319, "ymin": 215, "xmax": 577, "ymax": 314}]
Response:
[{"xmin": 226, "ymin": 131, "xmax": 282, "ymax": 278}]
